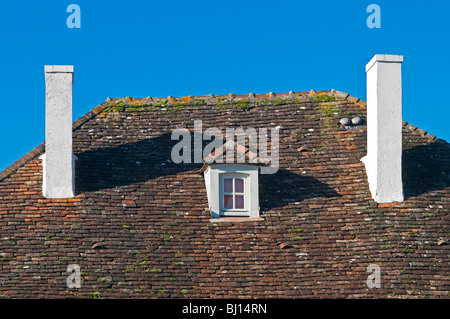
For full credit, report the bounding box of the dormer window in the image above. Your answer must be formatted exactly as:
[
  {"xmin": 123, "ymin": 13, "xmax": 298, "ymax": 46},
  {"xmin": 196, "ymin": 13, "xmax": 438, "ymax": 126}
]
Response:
[
  {"xmin": 220, "ymin": 174, "xmax": 248, "ymax": 215},
  {"xmin": 203, "ymin": 164, "xmax": 259, "ymax": 219}
]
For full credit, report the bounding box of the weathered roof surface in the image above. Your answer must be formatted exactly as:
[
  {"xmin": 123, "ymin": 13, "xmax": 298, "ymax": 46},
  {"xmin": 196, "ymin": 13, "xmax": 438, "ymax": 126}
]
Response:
[{"xmin": 0, "ymin": 90, "xmax": 448, "ymax": 298}]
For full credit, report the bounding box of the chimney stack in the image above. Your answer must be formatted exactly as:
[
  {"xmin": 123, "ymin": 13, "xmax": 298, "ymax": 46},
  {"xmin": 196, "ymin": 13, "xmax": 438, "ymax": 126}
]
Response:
[
  {"xmin": 362, "ymin": 55, "xmax": 404, "ymax": 203},
  {"xmin": 41, "ymin": 65, "xmax": 75, "ymax": 198}
]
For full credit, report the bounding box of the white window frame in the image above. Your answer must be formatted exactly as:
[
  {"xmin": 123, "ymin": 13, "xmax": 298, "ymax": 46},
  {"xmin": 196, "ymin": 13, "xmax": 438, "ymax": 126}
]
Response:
[
  {"xmin": 219, "ymin": 173, "xmax": 249, "ymax": 216},
  {"xmin": 203, "ymin": 164, "xmax": 259, "ymax": 219}
]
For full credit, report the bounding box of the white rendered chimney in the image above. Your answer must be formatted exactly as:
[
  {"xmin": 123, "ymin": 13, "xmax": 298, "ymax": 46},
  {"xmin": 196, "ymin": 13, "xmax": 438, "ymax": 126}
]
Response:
[
  {"xmin": 361, "ymin": 54, "xmax": 404, "ymax": 203},
  {"xmin": 41, "ymin": 65, "xmax": 75, "ymax": 198}
]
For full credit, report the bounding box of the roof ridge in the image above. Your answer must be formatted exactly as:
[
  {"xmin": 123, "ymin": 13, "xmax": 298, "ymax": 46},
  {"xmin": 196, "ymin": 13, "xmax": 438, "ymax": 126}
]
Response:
[{"xmin": 105, "ymin": 89, "xmax": 365, "ymax": 107}]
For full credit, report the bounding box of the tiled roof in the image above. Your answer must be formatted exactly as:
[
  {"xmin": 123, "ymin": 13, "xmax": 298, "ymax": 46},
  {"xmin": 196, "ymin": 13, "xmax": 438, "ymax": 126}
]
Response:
[{"xmin": 0, "ymin": 89, "xmax": 448, "ymax": 298}]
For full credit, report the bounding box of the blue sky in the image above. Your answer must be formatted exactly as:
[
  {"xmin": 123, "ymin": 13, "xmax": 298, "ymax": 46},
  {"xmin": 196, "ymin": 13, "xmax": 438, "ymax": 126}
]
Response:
[{"xmin": 0, "ymin": 0, "xmax": 449, "ymax": 171}]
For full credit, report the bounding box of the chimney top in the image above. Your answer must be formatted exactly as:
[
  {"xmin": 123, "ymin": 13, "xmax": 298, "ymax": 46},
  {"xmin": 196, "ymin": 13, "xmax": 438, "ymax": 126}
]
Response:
[
  {"xmin": 44, "ymin": 65, "xmax": 74, "ymax": 73},
  {"xmin": 365, "ymin": 54, "xmax": 403, "ymax": 72}
]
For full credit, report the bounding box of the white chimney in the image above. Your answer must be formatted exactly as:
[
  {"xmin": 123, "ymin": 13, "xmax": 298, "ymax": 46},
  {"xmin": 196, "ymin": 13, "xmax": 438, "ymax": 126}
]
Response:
[
  {"xmin": 362, "ymin": 54, "xmax": 404, "ymax": 203},
  {"xmin": 41, "ymin": 65, "xmax": 75, "ymax": 198}
]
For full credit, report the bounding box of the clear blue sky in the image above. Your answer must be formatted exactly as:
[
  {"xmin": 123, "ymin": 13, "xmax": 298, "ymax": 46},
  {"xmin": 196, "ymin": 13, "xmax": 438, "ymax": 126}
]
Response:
[{"xmin": 0, "ymin": 0, "xmax": 449, "ymax": 171}]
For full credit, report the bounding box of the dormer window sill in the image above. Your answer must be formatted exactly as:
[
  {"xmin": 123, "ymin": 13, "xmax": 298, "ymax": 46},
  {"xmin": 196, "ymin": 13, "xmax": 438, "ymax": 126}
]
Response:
[{"xmin": 209, "ymin": 217, "xmax": 265, "ymax": 223}]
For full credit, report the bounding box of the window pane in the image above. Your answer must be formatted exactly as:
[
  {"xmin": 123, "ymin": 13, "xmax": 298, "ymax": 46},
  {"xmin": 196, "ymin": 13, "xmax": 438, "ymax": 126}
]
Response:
[
  {"xmin": 235, "ymin": 195, "xmax": 244, "ymax": 209},
  {"xmin": 224, "ymin": 178, "xmax": 233, "ymax": 193},
  {"xmin": 235, "ymin": 178, "xmax": 244, "ymax": 193},
  {"xmin": 224, "ymin": 195, "xmax": 233, "ymax": 209}
]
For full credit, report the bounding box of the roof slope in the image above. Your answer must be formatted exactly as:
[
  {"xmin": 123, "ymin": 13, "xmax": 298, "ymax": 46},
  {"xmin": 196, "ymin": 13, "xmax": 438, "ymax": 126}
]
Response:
[{"xmin": 0, "ymin": 90, "xmax": 448, "ymax": 299}]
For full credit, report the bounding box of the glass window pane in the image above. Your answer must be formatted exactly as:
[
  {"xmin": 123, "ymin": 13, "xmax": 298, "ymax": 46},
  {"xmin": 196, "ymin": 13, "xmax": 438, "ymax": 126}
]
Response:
[
  {"xmin": 224, "ymin": 195, "xmax": 233, "ymax": 209},
  {"xmin": 235, "ymin": 178, "xmax": 244, "ymax": 193},
  {"xmin": 235, "ymin": 195, "xmax": 244, "ymax": 209},
  {"xmin": 224, "ymin": 178, "xmax": 233, "ymax": 193}
]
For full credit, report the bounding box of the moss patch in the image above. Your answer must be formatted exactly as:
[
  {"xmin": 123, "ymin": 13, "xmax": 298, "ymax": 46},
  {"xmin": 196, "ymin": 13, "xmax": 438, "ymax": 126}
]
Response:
[
  {"xmin": 288, "ymin": 228, "xmax": 303, "ymax": 233},
  {"xmin": 310, "ymin": 95, "xmax": 336, "ymax": 103},
  {"xmin": 104, "ymin": 100, "xmax": 125, "ymax": 112}
]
